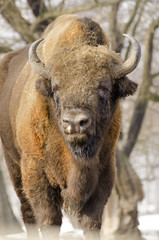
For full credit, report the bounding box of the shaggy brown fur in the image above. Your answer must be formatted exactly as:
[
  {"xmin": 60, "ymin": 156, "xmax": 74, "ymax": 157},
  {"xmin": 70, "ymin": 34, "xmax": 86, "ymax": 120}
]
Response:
[{"xmin": 0, "ymin": 14, "xmax": 138, "ymax": 239}]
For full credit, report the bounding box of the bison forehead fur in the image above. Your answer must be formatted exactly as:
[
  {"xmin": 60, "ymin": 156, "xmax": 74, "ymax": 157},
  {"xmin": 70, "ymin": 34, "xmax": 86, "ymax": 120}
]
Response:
[
  {"xmin": 52, "ymin": 45, "xmax": 122, "ymax": 81},
  {"xmin": 0, "ymin": 13, "xmax": 140, "ymax": 238}
]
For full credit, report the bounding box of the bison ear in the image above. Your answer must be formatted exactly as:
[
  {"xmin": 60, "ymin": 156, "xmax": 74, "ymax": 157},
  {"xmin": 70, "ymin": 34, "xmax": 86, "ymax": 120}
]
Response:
[
  {"xmin": 114, "ymin": 76, "xmax": 138, "ymax": 98},
  {"xmin": 35, "ymin": 78, "xmax": 52, "ymax": 97}
]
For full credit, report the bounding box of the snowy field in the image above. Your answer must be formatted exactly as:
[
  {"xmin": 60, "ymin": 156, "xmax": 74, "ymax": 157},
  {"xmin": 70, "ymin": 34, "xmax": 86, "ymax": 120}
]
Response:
[
  {"xmin": 139, "ymin": 214, "xmax": 159, "ymax": 240},
  {"xmin": 0, "ymin": 214, "xmax": 159, "ymax": 240}
]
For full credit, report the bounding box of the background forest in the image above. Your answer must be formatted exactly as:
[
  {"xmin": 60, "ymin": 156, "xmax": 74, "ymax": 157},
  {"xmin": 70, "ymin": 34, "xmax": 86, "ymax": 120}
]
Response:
[{"xmin": 0, "ymin": 0, "xmax": 159, "ymax": 240}]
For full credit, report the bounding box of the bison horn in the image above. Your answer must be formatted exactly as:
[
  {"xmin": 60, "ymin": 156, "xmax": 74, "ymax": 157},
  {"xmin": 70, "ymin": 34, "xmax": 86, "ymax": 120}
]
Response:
[
  {"xmin": 29, "ymin": 38, "xmax": 52, "ymax": 79},
  {"xmin": 116, "ymin": 34, "xmax": 141, "ymax": 78}
]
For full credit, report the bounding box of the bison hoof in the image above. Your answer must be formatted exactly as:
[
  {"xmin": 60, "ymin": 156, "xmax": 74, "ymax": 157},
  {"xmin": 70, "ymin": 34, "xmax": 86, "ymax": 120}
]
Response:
[{"xmin": 62, "ymin": 189, "xmax": 83, "ymax": 216}]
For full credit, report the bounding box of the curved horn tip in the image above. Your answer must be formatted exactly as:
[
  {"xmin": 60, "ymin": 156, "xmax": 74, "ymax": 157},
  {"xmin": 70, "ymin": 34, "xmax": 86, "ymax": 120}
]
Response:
[
  {"xmin": 123, "ymin": 33, "xmax": 135, "ymax": 40},
  {"xmin": 29, "ymin": 38, "xmax": 44, "ymax": 60},
  {"xmin": 123, "ymin": 33, "xmax": 141, "ymax": 68},
  {"xmin": 123, "ymin": 33, "xmax": 141, "ymax": 53},
  {"xmin": 114, "ymin": 34, "xmax": 141, "ymax": 78},
  {"xmin": 29, "ymin": 38, "xmax": 51, "ymax": 79},
  {"xmin": 31, "ymin": 38, "xmax": 44, "ymax": 47}
]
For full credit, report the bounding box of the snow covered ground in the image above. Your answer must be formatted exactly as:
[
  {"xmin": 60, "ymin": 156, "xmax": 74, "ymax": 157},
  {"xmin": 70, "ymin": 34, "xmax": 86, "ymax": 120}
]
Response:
[
  {"xmin": 0, "ymin": 214, "xmax": 158, "ymax": 240},
  {"xmin": 139, "ymin": 214, "xmax": 159, "ymax": 240}
]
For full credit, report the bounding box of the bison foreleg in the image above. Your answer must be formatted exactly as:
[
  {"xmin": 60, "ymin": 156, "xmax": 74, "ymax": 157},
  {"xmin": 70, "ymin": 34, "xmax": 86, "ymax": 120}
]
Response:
[
  {"xmin": 21, "ymin": 155, "xmax": 62, "ymax": 240},
  {"xmin": 62, "ymin": 164, "xmax": 98, "ymax": 216},
  {"xmin": 80, "ymin": 158, "xmax": 115, "ymax": 239}
]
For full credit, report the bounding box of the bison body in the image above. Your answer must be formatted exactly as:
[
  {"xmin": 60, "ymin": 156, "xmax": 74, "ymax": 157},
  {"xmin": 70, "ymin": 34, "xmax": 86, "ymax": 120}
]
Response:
[{"xmin": 0, "ymin": 14, "xmax": 140, "ymax": 239}]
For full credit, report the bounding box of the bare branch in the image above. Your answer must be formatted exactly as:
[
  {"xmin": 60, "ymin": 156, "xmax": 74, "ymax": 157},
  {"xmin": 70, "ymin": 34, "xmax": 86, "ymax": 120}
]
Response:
[
  {"xmin": 108, "ymin": 3, "xmax": 123, "ymax": 52},
  {"xmin": 151, "ymin": 71, "xmax": 159, "ymax": 79},
  {"xmin": 57, "ymin": 0, "xmax": 65, "ymax": 10},
  {"xmin": 27, "ymin": 0, "xmax": 48, "ymax": 17},
  {"xmin": 148, "ymin": 91, "xmax": 159, "ymax": 102},
  {"xmin": 141, "ymin": 176, "xmax": 155, "ymax": 181},
  {"xmin": 0, "ymin": 45, "xmax": 12, "ymax": 53},
  {"xmin": 152, "ymin": 163, "xmax": 159, "ymax": 169},
  {"xmin": 122, "ymin": 0, "xmax": 142, "ymax": 34},
  {"xmin": 0, "ymin": 0, "xmax": 37, "ymax": 43},
  {"xmin": 31, "ymin": 0, "xmax": 124, "ymax": 33},
  {"xmin": 27, "ymin": 0, "xmax": 49, "ymax": 32},
  {"xmin": 122, "ymin": 18, "xmax": 159, "ymax": 158},
  {"xmin": 124, "ymin": 0, "xmax": 147, "ymax": 61}
]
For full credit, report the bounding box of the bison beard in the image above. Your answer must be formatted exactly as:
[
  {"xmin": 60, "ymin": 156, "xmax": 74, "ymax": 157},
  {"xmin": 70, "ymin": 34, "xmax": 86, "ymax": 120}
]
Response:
[
  {"xmin": 68, "ymin": 136, "xmax": 98, "ymax": 159},
  {"xmin": 62, "ymin": 110, "xmax": 109, "ymax": 160}
]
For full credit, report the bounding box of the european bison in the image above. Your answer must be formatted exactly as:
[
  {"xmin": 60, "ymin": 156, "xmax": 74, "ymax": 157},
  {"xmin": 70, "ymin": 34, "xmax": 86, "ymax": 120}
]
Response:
[{"xmin": 0, "ymin": 14, "xmax": 140, "ymax": 239}]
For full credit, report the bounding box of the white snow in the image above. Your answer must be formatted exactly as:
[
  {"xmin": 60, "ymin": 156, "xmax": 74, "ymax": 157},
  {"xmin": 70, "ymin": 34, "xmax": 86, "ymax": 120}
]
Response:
[
  {"xmin": 0, "ymin": 214, "xmax": 159, "ymax": 239},
  {"xmin": 139, "ymin": 214, "xmax": 159, "ymax": 231},
  {"xmin": 139, "ymin": 214, "xmax": 159, "ymax": 240}
]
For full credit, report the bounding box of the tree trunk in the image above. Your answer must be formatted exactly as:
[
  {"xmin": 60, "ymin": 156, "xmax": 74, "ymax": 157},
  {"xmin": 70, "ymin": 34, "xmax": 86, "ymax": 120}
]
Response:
[
  {"xmin": 123, "ymin": 18, "xmax": 159, "ymax": 157},
  {"xmin": 101, "ymin": 150, "xmax": 144, "ymax": 240},
  {"xmin": 0, "ymin": 161, "xmax": 22, "ymax": 235}
]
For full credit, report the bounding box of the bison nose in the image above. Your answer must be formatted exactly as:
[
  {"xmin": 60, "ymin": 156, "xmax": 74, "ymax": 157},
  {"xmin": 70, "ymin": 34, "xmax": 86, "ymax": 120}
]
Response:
[{"xmin": 62, "ymin": 110, "xmax": 93, "ymax": 135}]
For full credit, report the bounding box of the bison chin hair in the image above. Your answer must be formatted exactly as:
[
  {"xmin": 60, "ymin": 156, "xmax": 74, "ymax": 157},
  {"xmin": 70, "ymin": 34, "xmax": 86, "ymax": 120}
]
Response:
[{"xmin": 67, "ymin": 136, "xmax": 99, "ymax": 160}]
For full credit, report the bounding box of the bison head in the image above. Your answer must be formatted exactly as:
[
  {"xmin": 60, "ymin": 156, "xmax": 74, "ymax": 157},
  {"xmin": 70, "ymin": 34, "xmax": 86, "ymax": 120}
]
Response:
[{"xmin": 29, "ymin": 34, "xmax": 140, "ymax": 160}]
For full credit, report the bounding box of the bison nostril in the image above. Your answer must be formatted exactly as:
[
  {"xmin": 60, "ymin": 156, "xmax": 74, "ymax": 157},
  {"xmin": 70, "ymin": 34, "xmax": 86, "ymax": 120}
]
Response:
[
  {"xmin": 62, "ymin": 117, "xmax": 72, "ymax": 127},
  {"xmin": 62, "ymin": 118, "xmax": 73, "ymax": 134},
  {"xmin": 62, "ymin": 118, "xmax": 72, "ymax": 130},
  {"xmin": 63, "ymin": 119, "xmax": 70, "ymax": 124},
  {"xmin": 79, "ymin": 119, "xmax": 89, "ymax": 127},
  {"xmin": 62, "ymin": 110, "xmax": 93, "ymax": 135}
]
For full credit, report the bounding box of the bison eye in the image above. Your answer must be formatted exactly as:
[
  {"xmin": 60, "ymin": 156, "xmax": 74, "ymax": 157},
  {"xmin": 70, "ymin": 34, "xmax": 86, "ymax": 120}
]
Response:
[
  {"xmin": 51, "ymin": 81, "xmax": 58, "ymax": 92},
  {"xmin": 51, "ymin": 82, "xmax": 59, "ymax": 103},
  {"xmin": 52, "ymin": 89, "xmax": 58, "ymax": 99},
  {"xmin": 52, "ymin": 89, "xmax": 59, "ymax": 104},
  {"xmin": 98, "ymin": 88, "xmax": 110, "ymax": 102}
]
